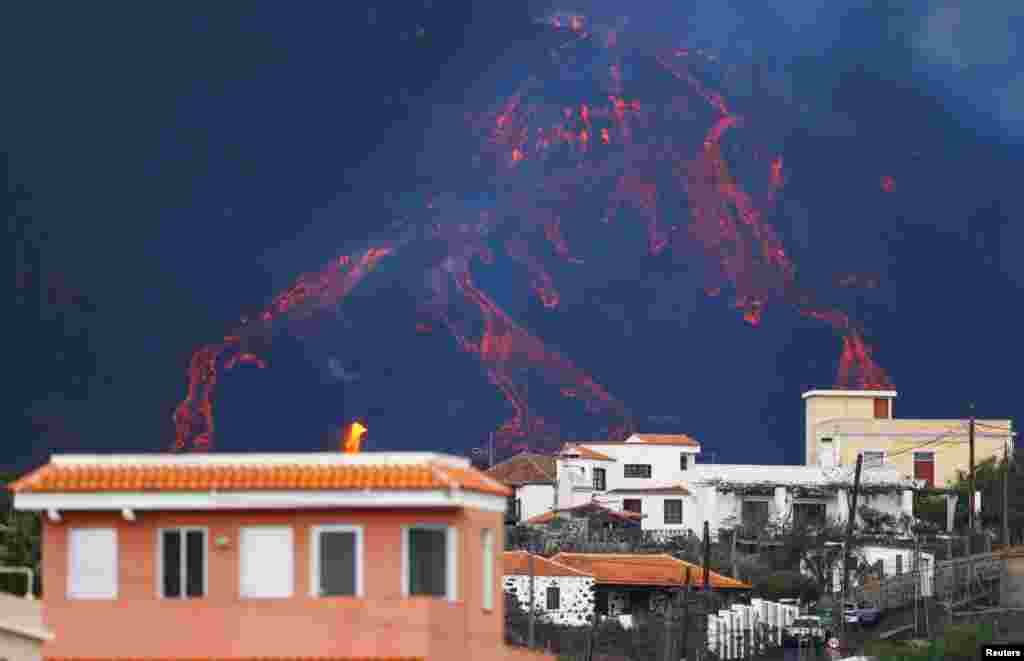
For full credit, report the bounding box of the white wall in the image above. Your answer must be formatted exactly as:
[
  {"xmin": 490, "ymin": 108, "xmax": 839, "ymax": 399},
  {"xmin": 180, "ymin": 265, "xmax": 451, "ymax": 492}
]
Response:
[
  {"xmin": 580, "ymin": 444, "xmax": 697, "ymax": 492},
  {"xmin": 502, "ymin": 574, "xmax": 595, "ymax": 627},
  {"xmin": 689, "ymin": 482, "xmax": 908, "ymax": 536},
  {"xmin": 516, "ymin": 484, "xmax": 556, "ymax": 522}
]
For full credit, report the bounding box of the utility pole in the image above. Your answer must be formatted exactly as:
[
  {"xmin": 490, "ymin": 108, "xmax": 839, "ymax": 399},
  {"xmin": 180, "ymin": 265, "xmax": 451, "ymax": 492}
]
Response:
[
  {"xmin": 917, "ymin": 536, "xmax": 925, "ymax": 634},
  {"xmin": 702, "ymin": 521, "xmax": 711, "ymax": 593},
  {"xmin": 1003, "ymin": 440, "xmax": 1011, "ymax": 547},
  {"xmin": 528, "ymin": 550, "xmax": 536, "ymax": 649},
  {"xmin": 681, "ymin": 566, "xmax": 692, "ymax": 660},
  {"xmin": 840, "ymin": 454, "xmax": 864, "ymax": 642},
  {"xmin": 970, "ymin": 403, "xmax": 977, "ymax": 535},
  {"xmin": 489, "ymin": 431, "xmax": 495, "ymax": 470},
  {"xmin": 585, "ymin": 611, "xmax": 599, "ymax": 661}
]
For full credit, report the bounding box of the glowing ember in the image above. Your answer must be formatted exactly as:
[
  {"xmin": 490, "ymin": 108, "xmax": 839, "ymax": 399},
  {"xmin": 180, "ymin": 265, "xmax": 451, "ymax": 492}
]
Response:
[
  {"xmin": 172, "ymin": 9, "xmax": 894, "ymax": 453},
  {"xmin": 341, "ymin": 421, "xmax": 368, "ymax": 453}
]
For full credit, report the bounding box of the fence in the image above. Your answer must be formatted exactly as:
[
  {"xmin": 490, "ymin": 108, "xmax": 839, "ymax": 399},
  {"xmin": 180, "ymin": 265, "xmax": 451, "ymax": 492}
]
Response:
[
  {"xmin": 850, "ymin": 550, "xmax": 1004, "ymax": 612},
  {"xmin": 706, "ymin": 599, "xmax": 801, "ymax": 660}
]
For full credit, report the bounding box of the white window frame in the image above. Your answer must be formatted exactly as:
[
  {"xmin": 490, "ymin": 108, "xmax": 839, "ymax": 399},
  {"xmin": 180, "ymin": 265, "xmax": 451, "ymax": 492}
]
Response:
[
  {"xmin": 859, "ymin": 449, "xmax": 887, "ymax": 468},
  {"xmin": 67, "ymin": 527, "xmax": 118, "ymax": 600},
  {"xmin": 310, "ymin": 524, "xmax": 364, "ymax": 598},
  {"xmin": 401, "ymin": 524, "xmax": 457, "ymax": 601},
  {"xmin": 156, "ymin": 527, "xmax": 208, "ymax": 599},
  {"xmin": 239, "ymin": 525, "xmax": 294, "ymax": 599},
  {"xmin": 482, "ymin": 528, "xmax": 495, "ymax": 611}
]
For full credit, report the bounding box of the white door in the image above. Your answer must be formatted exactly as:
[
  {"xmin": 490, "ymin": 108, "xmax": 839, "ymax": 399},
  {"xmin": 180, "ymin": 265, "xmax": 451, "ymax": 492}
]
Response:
[{"xmin": 819, "ymin": 439, "xmax": 836, "ymax": 468}]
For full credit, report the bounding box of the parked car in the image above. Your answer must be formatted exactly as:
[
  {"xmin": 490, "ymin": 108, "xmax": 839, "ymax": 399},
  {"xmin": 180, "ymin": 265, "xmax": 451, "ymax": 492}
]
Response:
[
  {"xmin": 783, "ymin": 616, "xmax": 831, "ymax": 647},
  {"xmin": 843, "ymin": 601, "xmax": 882, "ymax": 626}
]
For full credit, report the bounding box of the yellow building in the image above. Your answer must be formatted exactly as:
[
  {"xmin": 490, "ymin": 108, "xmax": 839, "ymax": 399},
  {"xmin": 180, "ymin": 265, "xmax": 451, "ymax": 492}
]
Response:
[{"xmin": 804, "ymin": 390, "xmax": 1014, "ymax": 488}]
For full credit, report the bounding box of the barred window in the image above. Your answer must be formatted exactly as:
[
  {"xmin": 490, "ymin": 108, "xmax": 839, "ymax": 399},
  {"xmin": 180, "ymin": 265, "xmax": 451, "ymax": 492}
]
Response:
[{"xmin": 624, "ymin": 464, "xmax": 652, "ymax": 478}]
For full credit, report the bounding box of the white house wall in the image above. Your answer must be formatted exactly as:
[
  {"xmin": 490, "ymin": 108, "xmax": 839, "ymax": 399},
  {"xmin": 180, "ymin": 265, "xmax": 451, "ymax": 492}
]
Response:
[
  {"xmin": 692, "ymin": 484, "xmax": 907, "ymax": 538},
  {"xmin": 582, "ymin": 445, "xmax": 695, "ymax": 492},
  {"xmin": 517, "ymin": 484, "xmax": 556, "ymax": 522},
  {"xmin": 503, "ymin": 575, "xmax": 595, "ymax": 627}
]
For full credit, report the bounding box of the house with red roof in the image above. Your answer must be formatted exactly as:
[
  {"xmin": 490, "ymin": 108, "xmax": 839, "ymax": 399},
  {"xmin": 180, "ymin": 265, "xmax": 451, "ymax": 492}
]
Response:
[
  {"xmin": 8, "ymin": 451, "xmax": 556, "ymax": 661},
  {"xmin": 502, "ymin": 551, "xmax": 750, "ymax": 630},
  {"xmin": 501, "ymin": 551, "xmax": 595, "ymax": 627},
  {"xmin": 489, "ymin": 434, "xmax": 701, "ymax": 535}
]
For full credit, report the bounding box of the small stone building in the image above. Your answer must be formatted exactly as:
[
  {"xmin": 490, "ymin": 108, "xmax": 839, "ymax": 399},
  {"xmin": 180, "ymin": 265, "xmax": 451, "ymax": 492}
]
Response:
[{"xmin": 502, "ymin": 551, "xmax": 596, "ymax": 626}]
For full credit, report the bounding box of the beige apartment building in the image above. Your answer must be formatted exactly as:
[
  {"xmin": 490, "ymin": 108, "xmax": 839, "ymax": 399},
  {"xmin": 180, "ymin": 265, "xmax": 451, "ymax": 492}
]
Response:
[{"xmin": 804, "ymin": 390, "xmax": 1014, "ymax": 488}]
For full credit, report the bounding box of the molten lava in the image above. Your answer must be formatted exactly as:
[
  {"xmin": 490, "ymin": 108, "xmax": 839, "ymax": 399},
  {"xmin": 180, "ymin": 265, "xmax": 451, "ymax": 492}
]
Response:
[
  {"xmin": 341, "ymin": 421, "xmax": 368, "ymax": 453},
  {"xmin": 172, "ymin": 9, "xmax": 895, "ymax": 454}
]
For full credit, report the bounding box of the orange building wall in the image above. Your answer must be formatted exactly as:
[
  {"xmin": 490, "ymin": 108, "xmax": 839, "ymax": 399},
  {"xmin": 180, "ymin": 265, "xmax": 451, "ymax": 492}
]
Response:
[{"xmin": 41, "ymin": 507, "xmax": 508, "ymax": 660}]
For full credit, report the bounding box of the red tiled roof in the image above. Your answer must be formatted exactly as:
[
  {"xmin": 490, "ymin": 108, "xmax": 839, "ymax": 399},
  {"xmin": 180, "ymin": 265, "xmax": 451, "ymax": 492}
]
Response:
[
  {"xmin": 502, "ymin": 551, "xmax": 594, "ymax": 578},
  {"xmin": 549, "ymin": 553, "xmax": 751, "ymax": 590},
  {"xmin": 560, "ymin": 444, "xmax": 616, "ymax": 461},
  {"xmin": 524, "ymin": 502, "xmax": 643, "ymax": 525},
  {"xmin": 9, "ymin": 460, "xmax": 511, "ymax": 497},
  {"xmin": 587, "ymin": 434, "xmax": 700, "ymax": 447},
  {"xmin": 487, "ymin": 453, "xmax": 556, "ymax": 485},
  {"xmin": 45, "ymin": 658, "xmax": 423, "ymax": 661}
]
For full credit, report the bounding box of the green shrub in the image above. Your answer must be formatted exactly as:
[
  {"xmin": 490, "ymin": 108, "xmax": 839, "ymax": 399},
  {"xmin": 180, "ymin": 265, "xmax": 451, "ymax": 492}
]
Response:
[{"xmin": 752, "ymin": 570, "xmax": 820, "ymax": 603}]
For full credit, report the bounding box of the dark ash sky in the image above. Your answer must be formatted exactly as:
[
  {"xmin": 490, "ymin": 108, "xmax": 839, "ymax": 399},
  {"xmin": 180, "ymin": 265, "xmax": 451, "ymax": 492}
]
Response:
[{"xmin": 5, "ymin": 1, "xmax": 1022, "ymax": 473}]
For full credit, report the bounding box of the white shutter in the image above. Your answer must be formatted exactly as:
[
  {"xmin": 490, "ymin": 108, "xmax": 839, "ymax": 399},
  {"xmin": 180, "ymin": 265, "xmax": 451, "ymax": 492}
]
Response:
[
  {"xmin": 240, "ymin": 526, "xmax": 294, "ymax": 598},
  {"xmin": 68, "ymin": 528, "xmax": 117, "ymax": 599},
  {"xmin": 447, "ymin": 526, "xmax": 458, "ymax": 601},
  {"xmin": 482, "ymin": 529, "xmax": 494, "ymax": 610}
]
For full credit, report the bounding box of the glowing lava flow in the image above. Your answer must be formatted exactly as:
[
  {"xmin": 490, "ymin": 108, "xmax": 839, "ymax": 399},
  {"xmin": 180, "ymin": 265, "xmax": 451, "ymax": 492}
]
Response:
[
  {"xmin": 172, "ymin": 244, "xmax": 398, "ymax": 452},
  {"xmin": 173, "ymin": 10, "xmax": 894, "ymax": 453}
]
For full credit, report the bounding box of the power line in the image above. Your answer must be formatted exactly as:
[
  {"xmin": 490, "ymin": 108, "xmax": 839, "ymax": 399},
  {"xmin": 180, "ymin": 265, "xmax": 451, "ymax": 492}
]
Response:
[
  {"xmin": 869, "ymin": 427, "xmax": 967, "ymax": 461},
  {"xmin": 974, "ymin": 422, "xmax": 1014, "ymax": 432}
]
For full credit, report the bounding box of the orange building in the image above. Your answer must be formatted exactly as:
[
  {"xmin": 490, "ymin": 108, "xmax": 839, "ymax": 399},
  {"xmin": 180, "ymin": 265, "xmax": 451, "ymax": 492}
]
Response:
[{"xmin": 8, "ymin": 452, "xmax": 554, "ymax": 661}]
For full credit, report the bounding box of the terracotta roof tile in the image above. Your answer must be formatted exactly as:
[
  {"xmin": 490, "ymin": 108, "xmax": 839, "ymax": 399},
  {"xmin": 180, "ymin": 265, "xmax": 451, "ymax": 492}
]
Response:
[
  {"xmin": 10, "ymin": 460, "xmax": 510, "ymax": 497},
  {"xmin": 583, "ymin": 434, "xmax": 700, "ymax": 447},
  {"xmin": 560, "ymin": 444, "xmax": 616, "ymax": 461},
  {"xmin": 487, "ymin": 453, "xmax": 556, "ymax": 485},
  {"xmin": 524, "ymin": 502, "xmax": 643, "ymax": 525},
  {"xmin": 549, "ymin": 553, "xmax": 751, "ymax": 590},
  {"xmin": 502, "ymin": 551, "xmax": 594, "ymax": 578}
]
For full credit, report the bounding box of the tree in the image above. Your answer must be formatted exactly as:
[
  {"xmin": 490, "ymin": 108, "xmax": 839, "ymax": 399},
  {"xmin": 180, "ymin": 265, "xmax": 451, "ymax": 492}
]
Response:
[
  {"xmin": 767, "ymin": 516, "xmax": 875, "ymax": 597},
  {"xmin": 753, "ymin": 570, "xmax": 821, "ymax": 603},
  {"xmin": 950, "ymin": 456, "xmax": 1024, "ymax": 541},
  {"xmin": 0, "ymin": 472, "xmax": 42, "ymax": 597}
]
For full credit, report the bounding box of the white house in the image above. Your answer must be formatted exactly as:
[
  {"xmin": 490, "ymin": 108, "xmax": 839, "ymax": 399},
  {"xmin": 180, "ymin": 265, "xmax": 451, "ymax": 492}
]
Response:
[
  {"xmin": 556, "ymin": 434, "xmax": 702, "ymax": 534},
  {"xmin": 503, "ymin": 551, "xmax": 750, "ymax": 630},
  {"xmin": 502, "ymin": 551, "xmax": 596, "ymax": 627},
  {"xmin": 810, "ymin": 545, "xmax": 935, "ymax": 597},
  {"xmin": 487, "ymin": 453, "xmax": 558, "ymax": 523},
  {"xmin": 493, "ymin": 431, "xmax": 919, "ymax": 539},
  {"xmin": 683, "ymin": 463, "xmax": 919, "ymax": 539}
]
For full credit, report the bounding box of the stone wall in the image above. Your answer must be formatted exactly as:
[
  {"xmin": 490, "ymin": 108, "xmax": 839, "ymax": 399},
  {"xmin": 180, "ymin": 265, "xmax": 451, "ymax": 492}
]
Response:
[{"xmin": 503, "ymin": 575, "xmax": 595, "ymax": 627}]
